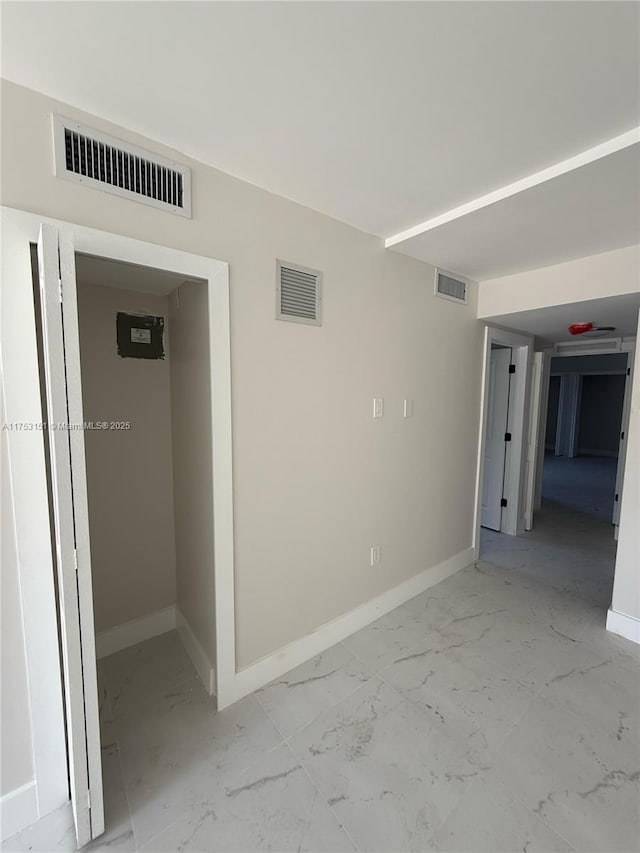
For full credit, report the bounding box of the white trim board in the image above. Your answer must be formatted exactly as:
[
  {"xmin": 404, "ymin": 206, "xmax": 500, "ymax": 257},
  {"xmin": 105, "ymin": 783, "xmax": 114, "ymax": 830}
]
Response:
[
  {"xmin": 95, "ymin": 606, "xmax": 176, "ymax": 659},
  {"xmin": 226, "ymin": 546, "xmax": 474, "ymax": 707},
  {"xmin": 176, "ymin": 608, "xmax": 216, "ymax": 696},
  {"xmin": 0, "ymin": 781, "xmax": 38, "ymax": 842},
  {"xmin": 606, "ymin": 609, "xmax": 640, "ymax": 645},
  {"xmin": 385, "ymin": 128, "xmax": 640, "ymax": 248}
]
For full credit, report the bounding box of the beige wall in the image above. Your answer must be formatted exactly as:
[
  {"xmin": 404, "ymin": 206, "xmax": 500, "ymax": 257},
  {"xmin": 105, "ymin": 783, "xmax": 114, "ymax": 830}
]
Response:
[
  {"xmin": 76, "ymin": 282, "xmax": 176, "ymax": 632},
  {"xmin": 169, "ymin": 282, "xmax": 216, "ymax": 666},
  {"xmin": 477, "ymin": 245, "xmax": 639, "ymax": 318},
  {"xmin": 612, "ymin": 316, "xmax": 640, "ymax": 622},
  {"xmin": 1, "ymin": 387, "xmax": 34, "ymax": 795},
  {"xmin": 1, "ymin": 79, "xmax": 483, "ymax": 671}
]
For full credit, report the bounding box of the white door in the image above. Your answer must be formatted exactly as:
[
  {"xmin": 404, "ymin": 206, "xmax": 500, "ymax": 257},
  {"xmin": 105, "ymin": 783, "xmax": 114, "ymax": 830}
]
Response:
[
  {"xmin": 614, "ymin": 347, "xmax": 635, "ymax": 531},
  {"xmin": 37, "ymin": 224, "xmax": 104, "ymax": 848},
  {"xmin": 482, "ymin": 347, "xmax": 512, "ymax": 531}
]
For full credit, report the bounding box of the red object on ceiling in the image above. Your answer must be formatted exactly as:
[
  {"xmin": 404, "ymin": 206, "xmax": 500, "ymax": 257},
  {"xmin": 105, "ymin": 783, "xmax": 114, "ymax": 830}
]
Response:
[{"xmin": 569, "ymin": 322, "xmax": 595, "ymax": 336}]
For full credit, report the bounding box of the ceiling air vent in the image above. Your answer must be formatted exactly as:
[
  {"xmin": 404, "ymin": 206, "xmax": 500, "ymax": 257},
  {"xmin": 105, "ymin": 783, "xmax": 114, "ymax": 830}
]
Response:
[
  {"xmin": 276, "ymin": 260, "xmax": 322, "ymax": 326},
  {"xmin": 52, "ymin": 115, "xmax": 191, "ymax": 218},
  {"xmin": 435, "ymin": 268, "xmax": 468, "ymax": 304}
]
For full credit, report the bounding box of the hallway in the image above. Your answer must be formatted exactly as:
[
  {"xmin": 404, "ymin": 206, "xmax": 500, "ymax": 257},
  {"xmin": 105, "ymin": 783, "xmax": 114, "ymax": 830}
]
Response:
[
  {"xmin": 541, "ymin": 453, "xmax": 618, "ymax": 522},
  {"xmin": 480, "ymin": 496, "xmax": 617, "ymax": 608},
  {"xmin": 5, "ymin": 504, "xmax": 639, "ymax": 853}
]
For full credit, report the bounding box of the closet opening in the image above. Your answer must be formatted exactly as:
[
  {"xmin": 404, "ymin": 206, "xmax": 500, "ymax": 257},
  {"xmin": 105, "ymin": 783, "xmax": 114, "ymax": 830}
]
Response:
[{"xmin": 31, "ymin": 246, "xmax": 219, "ymax": 846}]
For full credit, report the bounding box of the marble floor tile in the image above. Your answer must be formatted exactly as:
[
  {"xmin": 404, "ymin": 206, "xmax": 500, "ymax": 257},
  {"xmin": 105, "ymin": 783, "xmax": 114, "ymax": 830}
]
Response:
[
  {"xmin": 93, "ymin": 743, "xmax": 136, "ymax": 852},
  {"xmin": 255, "ymin": 642, "xmax": 373, "ymax": 739},
  {"xmin": 118, "ymin": 690, "xmax": 283, "ymax": 848},
  {"xmin": 487, "ymin": 692, "xmax": 640, "ymax": 852},
  {"xmin": 7, "ymin": 497, "xmax": 638, "ymax": 853},
  {"xmin": 380, "ymin": 638, "xmax": 535, "ymax": 750},
  {"xmin": 101, "ymin": 632, "xmax": 197, "ymax": 726},
  {"xmin": 341, "ymin": 604, "xmax": 442, "ymax": 673},
  {"xmin": 430, "ymin": 605, "xmax": 574, "ymax": 692},
  {"xmin": 430, "ymin": 772, "xmax": 576, "ymax": 853},
  {"xmin": 289, "ymin": 676, "xmax": 490, "ymax": 852},
  {"xmin": 538, "ymin": 643, "xmax": 640, "ymax": 750},
  {"xmin": 139, "ymin": 744, "xmax": 356, "ymax": 852}
]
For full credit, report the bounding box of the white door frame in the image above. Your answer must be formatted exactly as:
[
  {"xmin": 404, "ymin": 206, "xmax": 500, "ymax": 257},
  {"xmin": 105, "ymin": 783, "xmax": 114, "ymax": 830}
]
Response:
[
  {"xmin": 555, "ymin": 373, "xmax": 582, "ymax": 458},
  {"xmin": 614, "ymin": 344, "xmax": 635, "ymax": 530},
  {"xmin": 532, "ymin": 351, "xmax": 552, "ymax": 514},
  {"xmin": 481, "ymin": 346, "xmax": 513, "ymax": 532},
  {"xmin": 474, "ymin": 324, "xmax": 533, "ymax": 556},
  {"xmin": 1, "ymin": 206, "xmax": 239, "ymax": 830},
  {"xmin": 524, "ymin": 351, "xmax": 545, "ymax": 530},
  {"xmin": 36, "ymin": 224, "xmax": 104, "ymax": 845}
]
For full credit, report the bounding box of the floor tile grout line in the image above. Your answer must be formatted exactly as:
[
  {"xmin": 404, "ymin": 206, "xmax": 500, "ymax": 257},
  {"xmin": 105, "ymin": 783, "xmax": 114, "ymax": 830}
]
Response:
[
  {"xmin": 135, "ymin": 801, "xmax": 207, "ymax": 853},
  {"xmin": 291, "ymin": 745, "xmax": 363, "ymax": 853},
  {"xmin": 254, "ymin": 643, "xmax": 386, "ymax": 745},
  {"xmin": 100, "ymin": 665, "xmax": 139, "ymax": 852},
  {"xmin": 278, "ymin": 671, "xmax": 389, "ymax": 749},
  {"xmin": 255, "ymin": 697, "xmax": 363, "ymax": 853},
  {"xmin": 99, "ymin": 641, "xmax": 224, "ymax": 851}
]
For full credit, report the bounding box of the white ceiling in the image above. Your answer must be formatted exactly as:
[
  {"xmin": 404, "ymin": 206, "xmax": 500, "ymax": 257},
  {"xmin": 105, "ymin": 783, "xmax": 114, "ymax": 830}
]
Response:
[
  {"xmin": 391, "ymin": 144, "xmax": 640, "ymax": 280},
  {"xmin": 485, "ymin": 293, "xmax": 640, "ymax": 344},
  {"xmin": 75, "ymin": 253, "xmax": 198, "ymax": 296},
  {"xmin": 2, "ymin": 2, "xmax": 639, "ymax": 278}
]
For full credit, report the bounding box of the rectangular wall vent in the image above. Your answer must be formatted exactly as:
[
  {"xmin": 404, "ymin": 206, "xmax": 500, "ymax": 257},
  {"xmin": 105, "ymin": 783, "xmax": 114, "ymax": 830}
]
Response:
[
  {"xmin": 435, "ymin": 268, "xmax": 468, "ymax": 303},
  {"xmin": 52, "ymin": 115, "xmax": 191, "ymax": 218},
  {"xmin": 276, "ymin": 260, "xmax": 322, "ymax": 326},
  {"xmin": 554, "ymin": 338, "xmax": 622, "ymax": 356}
]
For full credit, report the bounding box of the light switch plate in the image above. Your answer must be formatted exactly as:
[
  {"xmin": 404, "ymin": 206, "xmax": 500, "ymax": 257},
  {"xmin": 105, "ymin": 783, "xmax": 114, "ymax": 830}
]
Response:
[
  {"xmin": 403, "ymin": 398, "xmax": 414, "ymax": 418},
  {"xmin": 370, "ymin": 545, "xmax": 381, "ymax": 566},
  {"xmin": 373, "ymin": 397, "xmax": 384, "ymax": 419}
]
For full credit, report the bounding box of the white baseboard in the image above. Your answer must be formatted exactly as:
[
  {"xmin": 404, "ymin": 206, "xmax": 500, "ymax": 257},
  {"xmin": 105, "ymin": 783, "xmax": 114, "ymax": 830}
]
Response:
[
  {"xmin": 224, "ymin": 546, "xmax": 474, "ymax": 707},
  {"xmin": 606, "ymin": 608, "xmax": 640, "ymax": 645},
  {"xmin": 176, "ymin": 607, "xmax": 216, "ymax": 696},
  {"xmin": 0, "ymin": 781, "xmax": 38, "ymax": 841},
  {"xmin": 95, "ymin": 605, "xmax": 176, "ymax": 659}
]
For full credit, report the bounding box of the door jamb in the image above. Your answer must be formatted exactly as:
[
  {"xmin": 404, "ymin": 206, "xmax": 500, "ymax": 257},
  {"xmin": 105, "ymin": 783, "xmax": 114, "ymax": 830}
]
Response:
[
  {"xmin": 533, "ymin": 352, "xmax": 552, "ymax": 512},
  {"xmin": 473, "ymin": 324, "xmax": 533, "ymax": 558}
]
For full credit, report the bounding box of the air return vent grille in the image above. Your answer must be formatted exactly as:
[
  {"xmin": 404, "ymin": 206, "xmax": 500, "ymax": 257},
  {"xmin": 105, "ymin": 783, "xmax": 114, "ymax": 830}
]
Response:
[
  {"xmin": 435, "ymin": 269, "xmax": 468, "ymax": 303},
  {"xmin": 276, "ymin": 260, "xmax": 322, "ymax": 326},
  {"xmin": 52, "ymin": 115, "xmax": 191, "ymax": 217}
]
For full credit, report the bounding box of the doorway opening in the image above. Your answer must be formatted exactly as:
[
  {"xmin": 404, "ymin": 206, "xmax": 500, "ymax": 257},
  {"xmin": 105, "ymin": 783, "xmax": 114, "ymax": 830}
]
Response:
[
  {"xmin": 542, "ymin": 352, "xmax": 630, "ymax": 526},
  {"xmin": 3, "ymin": 209, "xmax": 235, "ymax": 848},
  {"xmin": 10, "ymin": 214, "xmax": 235, "ymax": 853},
  {"xmin": 31, "ymin": 249, "xmax": 218, "ymax": 670},
  {"xmin": 480, "ymin": 343, "xmax": 634, "ymax": 611},
  {"xmin": 30, "ymin": 247, "xmax": 220, "ymax": 844}
]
